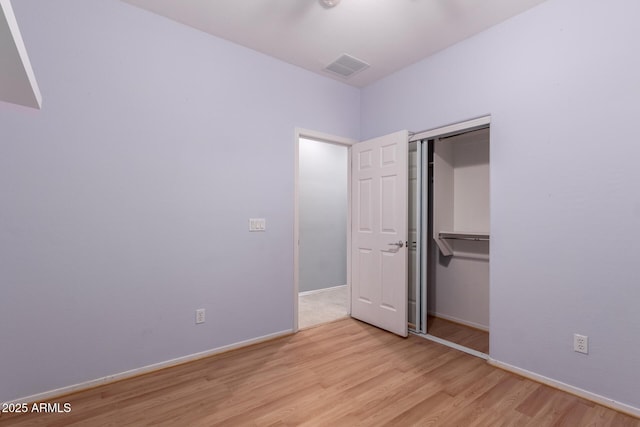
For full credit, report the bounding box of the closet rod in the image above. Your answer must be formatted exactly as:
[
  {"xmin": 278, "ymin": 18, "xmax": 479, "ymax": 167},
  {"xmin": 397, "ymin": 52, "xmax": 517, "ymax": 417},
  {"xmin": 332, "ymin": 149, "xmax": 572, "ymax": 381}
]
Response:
[{"xmin": 439, "ymin": 232, "xmax": 489, "ymax": 242}]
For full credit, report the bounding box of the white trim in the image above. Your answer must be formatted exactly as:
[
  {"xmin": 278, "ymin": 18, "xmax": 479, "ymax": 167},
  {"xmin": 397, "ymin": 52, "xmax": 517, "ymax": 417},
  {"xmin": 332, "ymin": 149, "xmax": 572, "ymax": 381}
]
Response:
[
  {"xmin": 411, "ymin": 331, "xmax": 489, "ymax": 360},
  {"xmin": 295, "ymin": 128, "xmax": 357, "ymax": 147},
  {"xmin": 346, "ymin": 147, "xmax": 352, "ymax": 318},
  {"xmin": 429, "ymin": 311, "xmax": 489, "ymax": 332},
  {"xmin": 2, "ymin": 329, "xmax": 292, "ymax": 406},
  {"xmin": 488, "ymin": 358, "xmax": 640, "ymax": 419},
  {"xmin": 293, "ymin": 128, "xmax": 356, "ymax": 333},
  {"xmin": 409, "ymin": 115, "xmax": 491, "ymax": 142},
  {"xmin": 298, "ymin": 284, "xmax": 347, "ymax": 297},
  {"xmin": 0, "ymin": 0, "xmax": 42, "ymax": 109}
]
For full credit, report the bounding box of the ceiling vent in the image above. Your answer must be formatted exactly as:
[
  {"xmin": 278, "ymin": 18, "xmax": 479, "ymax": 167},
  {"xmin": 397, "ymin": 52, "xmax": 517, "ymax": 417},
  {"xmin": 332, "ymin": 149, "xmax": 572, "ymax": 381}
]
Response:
[{"xmin": 324, "ymin": 54, "xmax": 369, "ymax": 78}]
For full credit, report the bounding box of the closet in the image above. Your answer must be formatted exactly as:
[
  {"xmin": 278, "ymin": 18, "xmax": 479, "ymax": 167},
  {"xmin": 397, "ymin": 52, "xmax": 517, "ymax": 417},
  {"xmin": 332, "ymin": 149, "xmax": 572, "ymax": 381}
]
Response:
[{"xmin": 409, "ymin": 124, "xmax": 490, "ymax": 354}]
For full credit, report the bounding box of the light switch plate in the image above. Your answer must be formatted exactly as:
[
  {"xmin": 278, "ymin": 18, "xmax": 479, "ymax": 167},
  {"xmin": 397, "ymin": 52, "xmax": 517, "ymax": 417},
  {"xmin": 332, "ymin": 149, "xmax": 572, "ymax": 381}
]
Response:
[{"xmin": 249, "ymin": 218, "xmax": 266, "ymax": 231}]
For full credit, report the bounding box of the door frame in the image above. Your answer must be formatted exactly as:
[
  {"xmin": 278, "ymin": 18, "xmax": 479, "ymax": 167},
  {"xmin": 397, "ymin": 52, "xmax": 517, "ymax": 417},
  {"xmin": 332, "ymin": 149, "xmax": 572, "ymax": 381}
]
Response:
[
  {"xmin": 410, "ymin": 115, "xmax": 492, "ymax": 358},
  {"xmin": 294, "ymin": 128, "xmax": 357, "ymax": 332}
]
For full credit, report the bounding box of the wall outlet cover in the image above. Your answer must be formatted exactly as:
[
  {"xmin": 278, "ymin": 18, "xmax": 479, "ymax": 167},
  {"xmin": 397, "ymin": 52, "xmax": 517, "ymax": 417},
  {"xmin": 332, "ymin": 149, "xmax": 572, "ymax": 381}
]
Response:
[
  {"xmin": 195, "ymin": 308, "xmax": 205, "ymax": 324},
  {"xmin": 574, "ymin": 333, "xmax": 588, "ymax": 354}
]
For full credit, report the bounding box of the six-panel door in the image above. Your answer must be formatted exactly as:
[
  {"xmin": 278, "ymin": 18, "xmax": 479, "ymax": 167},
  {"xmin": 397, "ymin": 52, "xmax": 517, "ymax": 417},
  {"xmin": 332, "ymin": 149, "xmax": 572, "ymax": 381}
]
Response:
[{"xmin": 351, "ymin": 130, "xmax": 408, "ymax": 337}]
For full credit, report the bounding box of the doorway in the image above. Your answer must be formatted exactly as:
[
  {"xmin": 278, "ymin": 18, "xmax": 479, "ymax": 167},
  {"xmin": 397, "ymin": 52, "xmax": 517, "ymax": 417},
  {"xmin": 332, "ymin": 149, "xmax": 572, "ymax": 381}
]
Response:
[
  {"xmin": 294, "ymin": 129, "xmax": 355, "ymax": 331},
  {"xmin": 409, "ymin": 117, "xmax": 491, "ymax": 357}
]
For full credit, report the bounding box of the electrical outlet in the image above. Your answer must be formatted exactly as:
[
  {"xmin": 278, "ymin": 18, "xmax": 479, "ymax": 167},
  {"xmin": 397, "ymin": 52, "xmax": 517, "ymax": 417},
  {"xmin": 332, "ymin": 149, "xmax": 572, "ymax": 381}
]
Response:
[
  {"xmin": 195, "ymin": 308, "xmax": 205, "ymax": 324},
  {"xmin": 574, "ymin": 334, "xmax": 588, "ymax": 354}
]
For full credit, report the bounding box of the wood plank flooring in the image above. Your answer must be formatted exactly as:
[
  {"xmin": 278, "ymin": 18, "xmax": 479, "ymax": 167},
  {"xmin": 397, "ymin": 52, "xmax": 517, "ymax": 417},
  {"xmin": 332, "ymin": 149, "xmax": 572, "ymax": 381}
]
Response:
[
  {"xmin": 427, "ymin": 315, "xmax": 490, "ymax": 354},
  {"xmin": 0, "ymin": 318, "xmax": 637, "ymax": 426}
]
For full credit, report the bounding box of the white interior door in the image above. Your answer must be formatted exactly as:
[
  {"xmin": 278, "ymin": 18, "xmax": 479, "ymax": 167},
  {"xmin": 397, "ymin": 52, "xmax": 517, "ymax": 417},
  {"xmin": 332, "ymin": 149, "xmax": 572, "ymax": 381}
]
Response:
[{"xmin": 351, "ymin": 130, "xmax": 408, "ymax": 337}]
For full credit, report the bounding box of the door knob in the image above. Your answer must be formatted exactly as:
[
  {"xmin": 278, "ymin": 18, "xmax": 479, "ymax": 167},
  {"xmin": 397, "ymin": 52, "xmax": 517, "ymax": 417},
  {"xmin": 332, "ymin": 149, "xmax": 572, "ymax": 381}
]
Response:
[{"xmin": 386, "ymin": 240, "xmax": 404, "ymax": 253}]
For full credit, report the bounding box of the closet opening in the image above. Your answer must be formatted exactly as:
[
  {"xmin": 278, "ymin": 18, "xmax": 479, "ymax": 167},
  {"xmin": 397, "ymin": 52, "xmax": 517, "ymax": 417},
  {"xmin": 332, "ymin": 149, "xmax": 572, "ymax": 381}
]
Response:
[{"xmin": 409, "ymin": 120, "xmax": 490, "ymax": 357}]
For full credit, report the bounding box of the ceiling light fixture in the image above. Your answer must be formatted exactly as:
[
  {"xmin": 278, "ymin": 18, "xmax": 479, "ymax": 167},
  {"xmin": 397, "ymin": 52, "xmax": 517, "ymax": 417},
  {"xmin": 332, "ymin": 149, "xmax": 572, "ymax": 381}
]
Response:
[{"xmin": 320, "ymin": 0, "xmax": 341, "ymax": 8}]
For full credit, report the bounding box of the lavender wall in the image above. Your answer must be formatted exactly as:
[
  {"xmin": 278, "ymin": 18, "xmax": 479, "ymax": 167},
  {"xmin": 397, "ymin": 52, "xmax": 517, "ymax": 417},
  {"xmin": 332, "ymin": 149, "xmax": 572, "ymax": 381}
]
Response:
[
  {"xmin": 362, "ymin": 0, "xmax": 640, "ymax": 409},
  {"xmin": 0, "ymin": 0, "xmax": 359, "ymax": 403}
]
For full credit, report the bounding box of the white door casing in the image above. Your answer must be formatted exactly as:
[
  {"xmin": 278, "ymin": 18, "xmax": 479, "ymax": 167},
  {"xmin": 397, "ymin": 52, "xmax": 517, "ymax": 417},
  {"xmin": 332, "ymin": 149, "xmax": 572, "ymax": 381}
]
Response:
[
  {"xmin": 294, "ymin": 128, "xmax": 357, "ymax": 332},
  {"xmin": 351, "ymin": 130, "xmax": 408, "ymax": 337}
]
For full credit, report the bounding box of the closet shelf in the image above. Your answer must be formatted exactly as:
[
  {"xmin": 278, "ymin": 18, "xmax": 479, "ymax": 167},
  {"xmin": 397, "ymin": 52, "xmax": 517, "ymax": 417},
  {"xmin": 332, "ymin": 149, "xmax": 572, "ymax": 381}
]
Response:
[{"xmin": 439, "ymin": 231, "xmax": 490, "ymax": 242}]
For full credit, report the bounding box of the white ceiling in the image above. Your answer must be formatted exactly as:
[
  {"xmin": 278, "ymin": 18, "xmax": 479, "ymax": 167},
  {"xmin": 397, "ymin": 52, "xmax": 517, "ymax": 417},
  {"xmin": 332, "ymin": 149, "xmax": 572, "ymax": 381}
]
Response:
[
  {"xmin": 122, "ymin": 0, "xmax": 547, "ymax": 87},
  {"xmin": 0, "ymin": 0, "xmax": 41, "ymax": 109}
]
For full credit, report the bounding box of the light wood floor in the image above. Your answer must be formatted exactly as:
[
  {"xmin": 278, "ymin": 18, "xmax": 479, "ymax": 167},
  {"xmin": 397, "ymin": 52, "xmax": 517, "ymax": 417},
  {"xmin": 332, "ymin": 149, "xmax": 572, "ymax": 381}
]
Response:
[
  {"xmin": 427, "ymin": 315, "xmax": 490, "ymax": 354},
  {"xmin": 0, "ymin": 319, "xmax": 637, "ymax": 426}
]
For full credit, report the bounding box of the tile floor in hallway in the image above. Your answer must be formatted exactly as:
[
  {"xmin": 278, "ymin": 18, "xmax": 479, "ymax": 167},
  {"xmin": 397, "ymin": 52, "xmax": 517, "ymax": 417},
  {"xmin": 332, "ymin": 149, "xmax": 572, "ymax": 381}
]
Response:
[{"xmin": 298, "ymin": 285, "xmax": 348, "ymax": 329}]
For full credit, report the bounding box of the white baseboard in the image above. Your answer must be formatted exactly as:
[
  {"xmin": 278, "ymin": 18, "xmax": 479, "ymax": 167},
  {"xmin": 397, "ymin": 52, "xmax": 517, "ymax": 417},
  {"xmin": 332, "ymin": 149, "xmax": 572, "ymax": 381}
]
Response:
[
  {"xmin": 3, "ymin": 329, "xmax": 293, "ymax": 406},
  {"xmin": 299, "ymin": 284, "xmax": 347, "ymax": 297},
  {"xmin": 488, "ymin": 358, "xmax": 640, "ymax": 419},
  {"xmin": 429, "ymin": 311, "xmax": 489, "ymax": 332}
]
